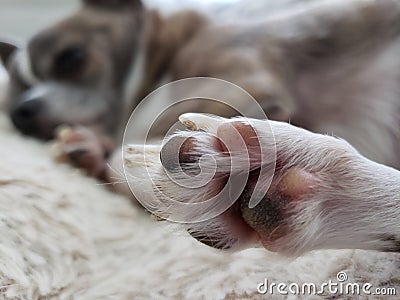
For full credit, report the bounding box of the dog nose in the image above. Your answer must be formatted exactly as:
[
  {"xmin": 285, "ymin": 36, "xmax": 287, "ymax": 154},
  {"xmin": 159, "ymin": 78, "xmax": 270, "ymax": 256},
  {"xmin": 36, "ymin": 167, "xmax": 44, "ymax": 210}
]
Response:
[{"xmin": 10, "ymin": 98, "xmax": 45, "ymax": 136}]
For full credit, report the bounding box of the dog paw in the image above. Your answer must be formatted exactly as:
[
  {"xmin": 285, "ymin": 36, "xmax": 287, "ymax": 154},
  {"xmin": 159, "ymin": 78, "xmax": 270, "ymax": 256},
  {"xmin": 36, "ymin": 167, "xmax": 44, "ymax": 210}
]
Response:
[
  {"xmin": 51, "ymin": 126, "xmax": 114, "ymax": 179},
  {"xmin": 152, "ymin": 113, "xmax": 360, "ymax": 254}
]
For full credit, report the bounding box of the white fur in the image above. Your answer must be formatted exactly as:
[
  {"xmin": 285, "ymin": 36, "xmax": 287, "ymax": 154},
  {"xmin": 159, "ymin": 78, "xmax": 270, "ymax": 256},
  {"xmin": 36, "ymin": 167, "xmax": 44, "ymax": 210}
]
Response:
[
  {"xmin": 121, "ymin": 29, "xmax": 147, "ymax": 113},
  {"xmin": 15, "ymin": 48, "xmax": 40, "ymax": 86},
  {"xmin": 0, "ymin": 58, "xmax": 9, "ymax": 108}
]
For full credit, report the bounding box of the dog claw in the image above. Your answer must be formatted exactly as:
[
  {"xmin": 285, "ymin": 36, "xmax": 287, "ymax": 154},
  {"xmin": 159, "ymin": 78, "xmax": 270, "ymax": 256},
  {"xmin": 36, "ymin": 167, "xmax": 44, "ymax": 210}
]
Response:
[
  {"xmin": 179, "ymin": 113, "xmax": 223, "ymax": 133},
  {"xmin": 56, "ymin": 125, "xmax": 74, "ymax": 141}
]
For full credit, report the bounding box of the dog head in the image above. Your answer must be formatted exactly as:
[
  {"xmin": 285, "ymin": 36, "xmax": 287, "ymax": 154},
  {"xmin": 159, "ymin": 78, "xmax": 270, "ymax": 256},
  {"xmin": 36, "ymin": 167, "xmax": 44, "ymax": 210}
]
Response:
[{"xmin": 2, "ymin": 0, "xmax": 145, "ymax": 140}]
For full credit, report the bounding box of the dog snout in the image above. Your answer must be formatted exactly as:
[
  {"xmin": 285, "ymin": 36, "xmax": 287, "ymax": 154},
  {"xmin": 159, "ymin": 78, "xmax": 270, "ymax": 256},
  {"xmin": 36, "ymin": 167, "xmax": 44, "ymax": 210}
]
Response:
[{"xmin": 10, "ymin": 98, "xmax": 50, "ymax": 139}]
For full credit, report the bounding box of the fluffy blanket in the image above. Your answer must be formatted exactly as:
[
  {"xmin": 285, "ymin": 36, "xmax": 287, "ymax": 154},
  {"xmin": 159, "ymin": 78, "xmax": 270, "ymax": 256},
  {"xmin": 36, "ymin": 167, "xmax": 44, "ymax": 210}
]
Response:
[{"xmin": 1, "ymin": 1, "xmax": 400, "ymax": 299}]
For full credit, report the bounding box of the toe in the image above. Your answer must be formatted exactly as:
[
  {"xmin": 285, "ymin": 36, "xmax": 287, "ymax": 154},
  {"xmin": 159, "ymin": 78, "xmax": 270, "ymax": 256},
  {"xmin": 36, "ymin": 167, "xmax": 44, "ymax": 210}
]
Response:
[
  {"xmin": 179, "ymin": 113, "xmax": 224, "ymax": 133},
  {"xmin": 160, "ymin": 132, "xmax": 225, "ymax": 174}
]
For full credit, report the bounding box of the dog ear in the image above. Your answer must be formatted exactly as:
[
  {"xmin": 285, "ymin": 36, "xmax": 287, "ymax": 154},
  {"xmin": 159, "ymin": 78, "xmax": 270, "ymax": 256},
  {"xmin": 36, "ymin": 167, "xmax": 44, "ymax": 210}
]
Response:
[
  {"xmin": 0, "ymin": 39, "xmax": 20, "ymax": 67},
  {"xmin": 83, "ymin": 0, "xmax": 143, "ymax": 10}
]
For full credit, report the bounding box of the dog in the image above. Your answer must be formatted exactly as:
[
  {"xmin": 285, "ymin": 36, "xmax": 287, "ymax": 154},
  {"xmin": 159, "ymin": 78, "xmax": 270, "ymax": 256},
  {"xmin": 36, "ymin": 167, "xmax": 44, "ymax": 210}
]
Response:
[{"xmin": 1, "ymin": 0, "xmax": 399, "ymax": 255}]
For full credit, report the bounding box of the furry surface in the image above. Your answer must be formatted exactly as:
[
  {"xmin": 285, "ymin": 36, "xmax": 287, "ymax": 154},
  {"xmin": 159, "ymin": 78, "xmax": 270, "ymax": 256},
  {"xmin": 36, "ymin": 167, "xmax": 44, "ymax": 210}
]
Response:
[{"xmin": 0, "ymin": 112, "xmax": 400, "ymax": 299}]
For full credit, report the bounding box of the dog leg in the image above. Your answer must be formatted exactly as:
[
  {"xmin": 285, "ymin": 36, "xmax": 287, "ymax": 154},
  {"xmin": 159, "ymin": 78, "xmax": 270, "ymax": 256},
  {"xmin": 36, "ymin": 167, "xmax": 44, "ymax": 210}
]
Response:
[
  {"xmin": 130, "ymin": 113, "xmax": 400, "ymax": 255},
  {"xmin": 277, "ymin": 0, "xmax": 400, "ymax": 59}
]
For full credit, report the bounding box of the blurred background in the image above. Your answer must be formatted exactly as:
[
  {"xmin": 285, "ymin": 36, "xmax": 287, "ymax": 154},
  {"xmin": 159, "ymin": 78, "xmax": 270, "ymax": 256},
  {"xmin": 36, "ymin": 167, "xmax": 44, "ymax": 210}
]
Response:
[
  {"xmin": 0, "ymin": 0, "xmax": 310, "ymax": 42},
  {"xmin": 0, "ymin": 0, "xmax": 79, "ymax": 41}
]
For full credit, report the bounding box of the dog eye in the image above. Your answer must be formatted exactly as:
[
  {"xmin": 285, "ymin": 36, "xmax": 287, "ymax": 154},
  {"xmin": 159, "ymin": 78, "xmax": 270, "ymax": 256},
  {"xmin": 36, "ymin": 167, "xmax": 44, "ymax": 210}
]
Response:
[{"xmin": 53, "ymin": 47, "xmax": 86, "ymax": 78}]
